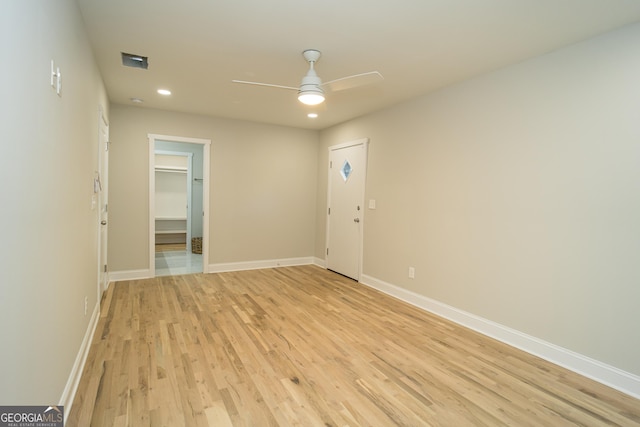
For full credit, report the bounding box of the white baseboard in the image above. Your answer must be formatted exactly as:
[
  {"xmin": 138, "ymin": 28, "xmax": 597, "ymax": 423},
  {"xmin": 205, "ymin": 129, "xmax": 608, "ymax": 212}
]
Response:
[
  {"xmin": 360, "ymin": 274, "xmax": 640, "ymax": 399},
  {"xmin": 312, "ymin": 257, "xmax": 326, "ymax": 268},
  {"xmin": 110, "ymin": 258, "xmax": 326, "ymax": 281},
  {"xmin": 59, "ymin": 301, "xmax": 100, "ymax": 414},
  {"xmin": 208, "ymin": 256, "xmax": 316, "ymax": 273},
  {"xmin": 108, "ymin": 269, "xmax": 152, "ymax": 282}
]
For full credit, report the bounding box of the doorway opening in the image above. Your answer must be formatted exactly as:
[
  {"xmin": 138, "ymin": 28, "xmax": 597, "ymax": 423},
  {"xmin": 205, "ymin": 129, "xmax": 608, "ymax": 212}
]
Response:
[
  {"xmin": 154, "ymin": 150, "xmax": 199, "ymax": 276},
  {"xmin": 148, "ymin": 134, "xmax": 211, "ymax": 277}
]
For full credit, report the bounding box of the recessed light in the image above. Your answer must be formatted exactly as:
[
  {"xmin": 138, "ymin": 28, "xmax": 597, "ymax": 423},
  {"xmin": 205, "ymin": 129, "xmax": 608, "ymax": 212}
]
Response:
[
  {"xmin": 307, "ymin": 113, "xmax": 318, "ymax": 118},
  {"xmin": 130, "ymin": 97, "xmax": 144, "ymax": 103},
  {"xmin": 157, "ymin": 89, "xmax": 172, "ymax": 96}
]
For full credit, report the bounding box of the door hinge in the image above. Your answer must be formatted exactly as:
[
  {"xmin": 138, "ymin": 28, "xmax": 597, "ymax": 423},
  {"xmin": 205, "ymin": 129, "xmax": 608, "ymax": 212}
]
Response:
[
  {"xmin": 328, "ymin": 207, "xmax": 330, "ymax": 215},
  {"xmin": 330, "ymin": 160, "xmax": 332, "ymax": 168},
  {"xmin": 103, "ymin": 264, "xmax": 107, "ymax": 272},
  {"xmin": 326, "ymin": 248, "xmax": 329, "ymax": 256}
]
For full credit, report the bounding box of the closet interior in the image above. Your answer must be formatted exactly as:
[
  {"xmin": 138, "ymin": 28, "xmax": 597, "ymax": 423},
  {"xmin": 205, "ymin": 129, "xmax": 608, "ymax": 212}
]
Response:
[{"xmin": 155, "ymin": 154, "xmax": 189, "ymax": 247}]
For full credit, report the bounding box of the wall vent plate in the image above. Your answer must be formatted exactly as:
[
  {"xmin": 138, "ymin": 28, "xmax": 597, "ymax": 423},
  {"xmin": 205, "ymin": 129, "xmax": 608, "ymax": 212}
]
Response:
[{"xmin": 121, "ymin": 52, "xmax": 149, "ymax": 69}]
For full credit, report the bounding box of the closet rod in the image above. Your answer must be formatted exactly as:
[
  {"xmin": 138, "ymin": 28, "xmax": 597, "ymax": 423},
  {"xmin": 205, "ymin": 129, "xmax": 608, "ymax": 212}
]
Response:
[{"xmin": 155, "ymin": 166, "xmax": 187, "ymax": 173}]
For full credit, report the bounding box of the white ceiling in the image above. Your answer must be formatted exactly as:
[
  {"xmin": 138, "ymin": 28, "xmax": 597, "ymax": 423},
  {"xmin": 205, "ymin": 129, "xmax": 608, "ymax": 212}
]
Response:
[{"xmin": 76, "ymin": 0, "xmax": 640, "ymax": 130}]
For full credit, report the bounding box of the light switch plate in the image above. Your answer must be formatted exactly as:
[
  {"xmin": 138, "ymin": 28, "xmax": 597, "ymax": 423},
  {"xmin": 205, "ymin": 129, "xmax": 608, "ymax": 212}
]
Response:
[
  {"xmin": 51, "ymin": 60, "xmax": 56, "ymax": 87},
  {"xmin": 56, "ymin": 67, "xmax": 61, "ymax": 96}
]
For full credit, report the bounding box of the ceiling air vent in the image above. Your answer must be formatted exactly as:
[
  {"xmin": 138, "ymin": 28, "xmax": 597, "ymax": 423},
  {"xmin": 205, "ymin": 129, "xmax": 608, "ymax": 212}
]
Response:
[{"xmin": 121, "ymin": 52, "xmax": 148, "ymax": 69}]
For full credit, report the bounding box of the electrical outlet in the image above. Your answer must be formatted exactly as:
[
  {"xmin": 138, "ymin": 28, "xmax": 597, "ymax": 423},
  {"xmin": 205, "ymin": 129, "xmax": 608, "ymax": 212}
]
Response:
[
  {"xmin": 408, "ymin": 267, "xmax": 415, "ymax": 279},
  {"xmin": 84, "ymin": 296, "xmax": 88, "ymax": 316}
]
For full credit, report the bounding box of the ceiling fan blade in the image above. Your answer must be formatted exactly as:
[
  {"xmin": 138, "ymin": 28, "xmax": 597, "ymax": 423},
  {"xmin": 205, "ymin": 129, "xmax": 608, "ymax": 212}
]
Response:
[
  {"xmin": 323, "ymin": 71, "xmax": 383, "ymax": 92},
  {"xmin": 232, "ymin": 80, "xmax": 298, "ymax": 91}
]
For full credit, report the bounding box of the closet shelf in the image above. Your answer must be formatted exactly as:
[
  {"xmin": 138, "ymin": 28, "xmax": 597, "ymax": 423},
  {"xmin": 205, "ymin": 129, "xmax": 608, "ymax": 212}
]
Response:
[
  {"xmin": 155, "ymin": 218, "xmax": 187, "ymax": 236},
  {"xmin": 155, "ymin": 166, "xmax": 187, "ymax": 173}
]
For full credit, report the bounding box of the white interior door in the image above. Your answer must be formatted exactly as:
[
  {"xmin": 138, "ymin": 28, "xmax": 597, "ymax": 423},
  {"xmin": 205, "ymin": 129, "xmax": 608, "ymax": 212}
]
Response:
[
  {"xmin": 326, "ymin": 139, "xmax": 368, "ymax": 280},
  {"xmin": 98, "ymin": 108, "xmax": 109, "ymax": 295}
]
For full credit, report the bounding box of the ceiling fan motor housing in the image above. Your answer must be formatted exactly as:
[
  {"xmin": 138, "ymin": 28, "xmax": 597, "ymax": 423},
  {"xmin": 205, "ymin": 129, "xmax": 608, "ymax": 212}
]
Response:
[
  {"xmin": 300, "ymin": 72, "xmax": 323, "ymax": 94},
  {"xmin": 300, "ymin": 49, "xmax": 323, "ymax": 93}
]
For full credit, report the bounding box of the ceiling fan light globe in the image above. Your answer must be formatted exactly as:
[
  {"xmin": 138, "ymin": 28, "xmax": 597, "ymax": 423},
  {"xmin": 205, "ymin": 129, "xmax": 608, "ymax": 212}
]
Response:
[
  {"xmin": 298, "ymin": 92, "xmax": 325, "ymax": 105},
  {"xmin": 298, "ymin": 84, "xmax": 325, "ymax": 105}
]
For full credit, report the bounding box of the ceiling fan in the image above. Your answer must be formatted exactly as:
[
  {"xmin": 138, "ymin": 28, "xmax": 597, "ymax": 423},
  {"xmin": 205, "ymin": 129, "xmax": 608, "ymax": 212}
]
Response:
[{"xmin": 232, "ymin": 49, "xmax": 383, "ymax": 106}]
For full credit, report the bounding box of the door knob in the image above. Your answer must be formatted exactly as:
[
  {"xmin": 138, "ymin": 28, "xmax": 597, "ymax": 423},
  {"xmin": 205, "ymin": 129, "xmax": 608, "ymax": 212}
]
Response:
[
  {"xmin": 101, "ymin": 220, "xmax": 107, "ymax": 225},
  {"xmin": 353, "ymin": 218, "xmax": 360, "ymax": 223}
]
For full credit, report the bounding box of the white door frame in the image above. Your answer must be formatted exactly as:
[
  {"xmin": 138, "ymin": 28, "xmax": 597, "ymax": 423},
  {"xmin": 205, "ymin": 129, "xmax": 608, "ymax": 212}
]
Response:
[
  {"xmin": 97, "ymin": 105, "xmax": 109, "ymax": 299},
  {"xmin": 148, "ymin": 134, "xmax": 211, "ymax": 276},
  {"xmin": 325, "ymin": 138, "xmax": 369, "ymax": 281}
]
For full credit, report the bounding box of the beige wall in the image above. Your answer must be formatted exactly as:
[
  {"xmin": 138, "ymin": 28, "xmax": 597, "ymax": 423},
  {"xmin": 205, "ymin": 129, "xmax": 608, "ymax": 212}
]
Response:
[
  {"xmin": 108, "ymin": 106, "xmax": 319, "ymax": 271},
  {"xmin": 0, "ymin": 1, "xmax": 109, "ymax": 403},
  {"xmin": 317, "ymin": 24, "xmax": 640, "ymax": 376}
]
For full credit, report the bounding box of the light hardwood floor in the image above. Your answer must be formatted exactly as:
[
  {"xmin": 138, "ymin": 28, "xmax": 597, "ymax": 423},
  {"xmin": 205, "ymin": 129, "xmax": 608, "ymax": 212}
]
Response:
[{"xmin": 68, "ymin": 266, "xmax": 640, "ymax": 426}]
